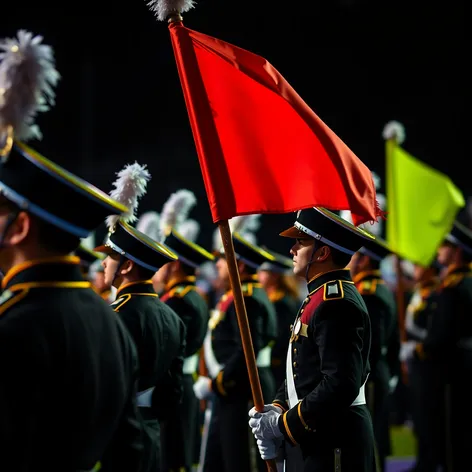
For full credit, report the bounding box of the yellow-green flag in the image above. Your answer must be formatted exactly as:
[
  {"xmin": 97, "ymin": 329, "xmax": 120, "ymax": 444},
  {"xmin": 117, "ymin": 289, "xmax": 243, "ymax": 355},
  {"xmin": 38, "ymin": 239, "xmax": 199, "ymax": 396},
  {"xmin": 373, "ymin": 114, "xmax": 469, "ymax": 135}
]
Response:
[{"xmin": 386, "ymin": 139, "xmax": 465, "ymax": 266}]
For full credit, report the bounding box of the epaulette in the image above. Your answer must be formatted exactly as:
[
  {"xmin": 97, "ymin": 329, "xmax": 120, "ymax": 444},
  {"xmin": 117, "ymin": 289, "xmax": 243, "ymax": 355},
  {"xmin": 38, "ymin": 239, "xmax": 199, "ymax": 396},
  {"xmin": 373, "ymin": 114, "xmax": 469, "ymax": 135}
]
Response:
[
  {"xmin": 0, "ymin": 288, "xmax": 30, "ymax": 316},
  {"xmin": 110, "ymin": 294, "xmax": 132, "ymax": 312},
  {"xmin": 242, "ymin": 283, "xmax": 254, "ymax": 297},
  {"xmin": 443, "ymin": 272, "xmax": 466, "ymax": 288},
  {"xmin": 168, "ymin": 284, "xmax": 195, "ymax": 299},
  {"xmin": 357, "ymin": 279, "xmax": 378, "ymax": 296},
  {"xmin": 322, "ymin": 280, "xmax": 345, "ymax": 300},
  {"xmin": 269, "ymin": 290, "xmax": 285, "ymax": 303}
]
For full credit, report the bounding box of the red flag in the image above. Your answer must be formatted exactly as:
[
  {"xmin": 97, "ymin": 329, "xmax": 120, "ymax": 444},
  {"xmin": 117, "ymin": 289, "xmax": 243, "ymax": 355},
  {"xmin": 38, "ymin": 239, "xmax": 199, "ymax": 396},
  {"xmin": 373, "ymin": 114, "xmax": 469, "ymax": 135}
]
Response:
[{"xmin": 169, "ymin": 22, "xmax": 382, "ymax": 225}]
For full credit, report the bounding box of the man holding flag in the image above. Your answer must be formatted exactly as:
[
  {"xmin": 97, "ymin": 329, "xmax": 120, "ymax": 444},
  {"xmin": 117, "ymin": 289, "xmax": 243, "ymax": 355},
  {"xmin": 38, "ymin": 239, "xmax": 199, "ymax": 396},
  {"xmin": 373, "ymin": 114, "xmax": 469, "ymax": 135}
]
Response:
[
  {"xmin": 145, "ymin": 2, "xmax": 384, "ymax": 471},
  {"xmin": 248, "ymin": 208, "xmax": 377, "ymax": 471}
]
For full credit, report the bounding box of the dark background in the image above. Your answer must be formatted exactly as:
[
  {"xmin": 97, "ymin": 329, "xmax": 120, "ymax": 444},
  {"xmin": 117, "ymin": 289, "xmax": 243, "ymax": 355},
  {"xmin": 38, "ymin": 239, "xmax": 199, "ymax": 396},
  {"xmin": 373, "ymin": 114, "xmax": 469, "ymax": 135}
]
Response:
[{"xmin": 2, "ymin": 0, "xmax": 467, "ymax": 254}]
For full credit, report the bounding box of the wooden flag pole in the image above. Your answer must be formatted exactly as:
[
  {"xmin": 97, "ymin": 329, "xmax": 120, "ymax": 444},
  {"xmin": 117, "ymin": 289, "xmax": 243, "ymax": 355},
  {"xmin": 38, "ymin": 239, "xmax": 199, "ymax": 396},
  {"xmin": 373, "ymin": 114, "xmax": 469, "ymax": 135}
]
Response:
[{"xmin": 218, "ymin": 220, "xmax": 278, "ymax": 472}]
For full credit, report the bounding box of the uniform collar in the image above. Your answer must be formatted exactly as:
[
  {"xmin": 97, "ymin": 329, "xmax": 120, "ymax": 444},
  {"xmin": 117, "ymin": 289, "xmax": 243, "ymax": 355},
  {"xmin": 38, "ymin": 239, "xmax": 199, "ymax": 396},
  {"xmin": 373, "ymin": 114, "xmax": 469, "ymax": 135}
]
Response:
[
  {"xmin": 307, "ymin": 268, "xmax": 352, "ymax": 294},
  {"xmin": 241, "ymin": 274, "xmax": 259, "ymax": 284},
  {"xmin": 352, "ymin": 269, "xmax": 381, "ymax": 284},
  {"xmin": 444, "ymin": 263, "xmax": 470, "ymax": 278},
  {"xmin": 116, "ymin": 280, "xmax": 155, "ymax": 297},
  {"xmin": 164, "ymin": 275, "xmax": 196, "ymax": 293},
  {"xmin": 2, "ymin": 255, "xmax": 88, "ymax": 291}
]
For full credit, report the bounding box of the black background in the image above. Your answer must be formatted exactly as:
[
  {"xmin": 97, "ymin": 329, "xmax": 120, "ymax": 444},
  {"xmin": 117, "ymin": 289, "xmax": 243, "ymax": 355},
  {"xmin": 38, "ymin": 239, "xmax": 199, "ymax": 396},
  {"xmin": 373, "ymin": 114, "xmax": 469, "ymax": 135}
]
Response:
[{"xmin": 2, "ymin": 0, "xmax": 467, "ymax": 254}]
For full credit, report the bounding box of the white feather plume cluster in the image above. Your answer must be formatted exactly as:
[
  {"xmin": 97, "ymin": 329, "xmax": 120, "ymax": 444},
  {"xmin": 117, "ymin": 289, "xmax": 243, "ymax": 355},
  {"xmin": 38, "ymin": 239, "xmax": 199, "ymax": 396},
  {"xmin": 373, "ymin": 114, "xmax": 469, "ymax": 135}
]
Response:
[
  {"xmin": 80, "ymin": 232, "xmax": 95, "ymax": 251},
  {"xmin": 136, "ymin": 211, "xmax": 162, "ymax": 242},
  {"xmin": 371, "ymin": 171, "xmax": 381, "ymax": 190},
  {"xmin": 213, "ymin": 214, "xmax": 262, "ymax": 250},
  {"xmin": 382, "ymin": 120, "xmax": 406, "ymax": 144},
  {"xmin": 178, "ymin": 218, "xmax": 200, "ymax": 242},
  {"xmin": 146, "ymin": 0, "xmax": 196, "ymax": 21},
  {"xmin": 106, "ymin": 162, "xmax": 151, "ymax": 231},
  {"xmin": 230, "ymin": 214, "xmax": 261, "ymax": 235},
  {"xmin": 159, "ymin": 189, "xmax": 197, "ymax": 236},
  {"xmin": 0, "ymin": 30, "xmax": 60, "ymax": 142}
]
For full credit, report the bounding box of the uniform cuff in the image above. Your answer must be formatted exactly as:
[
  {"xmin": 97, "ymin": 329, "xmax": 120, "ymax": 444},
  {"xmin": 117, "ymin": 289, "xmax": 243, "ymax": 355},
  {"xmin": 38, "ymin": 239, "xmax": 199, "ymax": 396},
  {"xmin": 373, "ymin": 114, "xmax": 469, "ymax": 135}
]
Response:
[
  {"xmin": 211, "ymin": 371, "xmax": 227, "ymax": 397},
  {"xmin": 277, "ymin": 401, "xmax": 314, "ymax": 446},
  {"xmin": 272, "ymin": 399, "xmax": 289, "ymax": 412}
]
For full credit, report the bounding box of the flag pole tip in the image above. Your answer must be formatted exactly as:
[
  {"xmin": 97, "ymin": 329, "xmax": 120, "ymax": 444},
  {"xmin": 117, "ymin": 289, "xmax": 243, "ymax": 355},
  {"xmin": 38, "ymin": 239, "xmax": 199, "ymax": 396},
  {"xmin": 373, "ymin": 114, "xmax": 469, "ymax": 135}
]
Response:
[{"xmin": 146, "ymin": 0, "xmax": 195, "ymax": 22}]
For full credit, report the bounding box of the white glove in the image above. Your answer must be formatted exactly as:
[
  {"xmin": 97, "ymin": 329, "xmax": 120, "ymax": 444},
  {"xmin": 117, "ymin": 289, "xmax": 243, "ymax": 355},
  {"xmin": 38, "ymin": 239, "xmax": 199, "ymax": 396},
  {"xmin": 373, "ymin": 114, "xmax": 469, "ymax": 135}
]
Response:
[
  {"xmin": 389, "ymin": 375, "xmax": 398, "ymax": 393},
  {"xmin": 193, "ymin": 376, "xmax": 212, "ymax": 400},
  {"xmin": 248, "ymin": 405, "xmax": 283, "ymax": 440},
  {"xmin": 399, "ymin": 341, "xmax": 417, "ymax": 362},
  {"xmin": 256, "ymin": 437, "xmax": 280, "ymax": 460}
]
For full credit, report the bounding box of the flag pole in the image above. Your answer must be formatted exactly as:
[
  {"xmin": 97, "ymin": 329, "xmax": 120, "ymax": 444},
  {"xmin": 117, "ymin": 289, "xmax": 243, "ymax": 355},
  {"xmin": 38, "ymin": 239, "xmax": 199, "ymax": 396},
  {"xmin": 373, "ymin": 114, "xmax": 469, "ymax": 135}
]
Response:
[
  {"xmin": 217, "ymin": 220, "xmax": 265, "ymax": 409},
  {"xmin": 386, "ymin": 133, "xmax": 408, "ymax": 384},
  {"xmin": 163, "ymin": 10, "xmax": 277, "ymax": 472}
]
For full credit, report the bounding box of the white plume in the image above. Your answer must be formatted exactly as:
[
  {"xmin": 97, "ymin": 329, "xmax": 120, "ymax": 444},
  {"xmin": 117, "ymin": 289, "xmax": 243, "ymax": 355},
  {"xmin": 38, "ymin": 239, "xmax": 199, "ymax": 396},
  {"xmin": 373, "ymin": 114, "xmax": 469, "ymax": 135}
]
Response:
[
  {"xmin": 136, "ymin": 211, "xmax": 162, "ymax": 242},
  {"xmin": 229, "ymin": 214, "xmax": 261, "ymax": 235},
  {"xmin": 382, "ymin": 120, "xmax": 406, "ymax": 144},
  {"xmin": 159, "ymin": 189, "xmax": 197, "ymax": 236},
  {"xmin": 372, "ymin": 171, "xmax": 381, "ymax": 190},
  {"xmin": 146, "ymin": 0, "xmax": 196, "ymax": 21},
  {"xmin": 0, "ymin": 30, "xmax": 60, "ymax": 142},
  {"xmin": 105, "ymin": 162, "xmax": 151, "ymax": 231},
  {"xmin": 212, "ymin": 227, "xmax": 221, "ymax": 251},
  {"xmin": 178, "ymin": 218, "xmax": 200, "ymax": 242},
  {"xmin": 213, "ymin": 214, "xmax": 261, "ymax": 251},
  {"xmin": 80, "ymin": 232, "xmax": 95, "ymax": 251}
]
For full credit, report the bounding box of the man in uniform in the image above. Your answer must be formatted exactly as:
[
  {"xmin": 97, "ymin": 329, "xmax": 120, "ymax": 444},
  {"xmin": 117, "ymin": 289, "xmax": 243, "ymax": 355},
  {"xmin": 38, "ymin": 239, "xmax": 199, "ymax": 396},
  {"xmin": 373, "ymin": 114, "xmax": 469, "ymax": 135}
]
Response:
[
  {"xmin": 75, "ymin": 243, "xmax": 105, "ymax": 280},
  {"xmin": 0, "ymin": 30, "xmax": 143, "ymax": 472},
  {"xmin": 349, "ymin": 235, "xmax": 398, "ymax": 472},
  {"xmin": 0, "ymin": 30, "xmax": 144, "ymax": 472},
  {"xmin": 152, "ymin": 221, "xmax": 214, "ymax": 472},
  {"xmin": 400, "ymin": 259, "xmax": 443, "ymax": 472},
  {"xmin": 403, "ymin": 220, "xmax": 472, "ymax": 470},
  {"xmin": 249, "ymin": 207, "xmax": 376, "ymax": 472},
  {"xmin": 95, "ymin": 164, "xmax": 186, "ymax": 472},
  {"xmin": 193, "ymin": 232, "xmax": 277, "ymax": 472}
]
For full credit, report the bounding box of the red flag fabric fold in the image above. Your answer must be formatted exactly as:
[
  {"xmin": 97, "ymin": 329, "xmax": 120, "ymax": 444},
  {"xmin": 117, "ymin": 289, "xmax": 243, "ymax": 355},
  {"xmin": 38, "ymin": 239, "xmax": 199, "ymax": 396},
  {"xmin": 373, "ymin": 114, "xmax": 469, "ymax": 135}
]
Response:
[{"xmin": 169, "ymin": 22, "xmax": 382, "ymax": 226}]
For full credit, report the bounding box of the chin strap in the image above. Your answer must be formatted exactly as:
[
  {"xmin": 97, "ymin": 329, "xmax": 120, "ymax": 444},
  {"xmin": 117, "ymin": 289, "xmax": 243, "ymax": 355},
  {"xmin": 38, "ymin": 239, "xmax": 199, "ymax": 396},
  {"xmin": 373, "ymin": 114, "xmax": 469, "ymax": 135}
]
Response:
[
  {"xmin": 111, "ymin": 255, "xmax": 127, "ymax": 287},
  {"xmin": 304, "ymin": 240, "xmax": 320, "ymax": 281}
]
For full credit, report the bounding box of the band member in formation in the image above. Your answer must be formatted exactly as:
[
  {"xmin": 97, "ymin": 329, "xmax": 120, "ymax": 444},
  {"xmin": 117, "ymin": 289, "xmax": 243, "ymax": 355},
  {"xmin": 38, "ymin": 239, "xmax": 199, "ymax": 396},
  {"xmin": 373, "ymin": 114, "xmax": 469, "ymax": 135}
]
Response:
[
  {"xmin": 95, "ymin": 163, "xmax": 186, "ymax": 472},
  {"xmin": 401, "ymin": 259, "xmax": 443, "ymax": 472},
  {"xmin": 257, "ymin": 248, "xmax": 300, "ymax": 388},
  {"xmin": 249, "ymin": 208, "xmax": 376, "ymax": 472},
  {"xmin": 193, "ymin": 220, "xmax": 277, "ymax": 472},
  {"xmin": 402, "ymin": 220, "xmax": 472, "ymax": 471},
  {"xmin": 138, "ymin": 189, "xmax": 214, "ymax": 471},
  {"xmin": 0, "ymin": 31, "xmax": 142, "ymax": 472},
  {"xmin": 349, "ymin": 235, "xmax": 398, "ymax": 472}
]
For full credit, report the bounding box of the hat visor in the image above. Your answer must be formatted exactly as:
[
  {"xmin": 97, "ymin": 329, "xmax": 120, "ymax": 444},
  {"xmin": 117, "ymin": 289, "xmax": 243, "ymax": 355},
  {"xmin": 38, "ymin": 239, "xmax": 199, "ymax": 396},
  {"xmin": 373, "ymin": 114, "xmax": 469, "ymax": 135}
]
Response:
[
  {"xmin": 93, "ymin": 245, "xmax": 115, "ymax": 255},
  {"xmin": 279, "ymin": 226, "xmax": 310, "ymax": 238}
]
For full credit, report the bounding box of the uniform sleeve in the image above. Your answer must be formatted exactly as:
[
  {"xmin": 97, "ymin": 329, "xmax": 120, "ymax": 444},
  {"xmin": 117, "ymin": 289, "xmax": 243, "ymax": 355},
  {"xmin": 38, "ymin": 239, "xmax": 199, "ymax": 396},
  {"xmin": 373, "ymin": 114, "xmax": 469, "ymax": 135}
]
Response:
[
  {"xmin": 165, "ymin": 296, "xmax": 201, "ymax": 356},
  {"xmin": 0, "ymin": 325, "xmax": 46, "ymax": 466},
  {"xmin": 385, "ymin": 313, "xmax": 401, "ymax": 378},
  {"xmin": 278, "ymin": 300, "xmax": 366, "ymax": 445},
  {"xmin": 361, "ymin": 295, "xmax": 385, "ymax": 375},
  {"xmin": 152, "ymin": 319, "xmax": 186, "ymax": 420},
  {"xmin": 102, "ymin": 320, "xmax": 144, "ymax": 472},
  {"xmin": 211, "ymin": 296, "xmax": 262, "ymax": 397},
  {"xmin": 420, "ymin": 288, "xmax": 456, "ymax": 360}
]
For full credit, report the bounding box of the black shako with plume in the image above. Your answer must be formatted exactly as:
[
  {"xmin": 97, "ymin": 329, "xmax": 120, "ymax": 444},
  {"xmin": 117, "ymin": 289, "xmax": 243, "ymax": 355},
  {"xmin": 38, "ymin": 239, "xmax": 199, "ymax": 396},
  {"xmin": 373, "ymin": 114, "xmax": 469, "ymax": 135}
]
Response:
[
  {"xmin": 0, "ymin": 30, "xmax": 127, "ymax": 238},
  {"xmin": 213, "ymin": 214, "xmax": 277, "ymax": 270},
  {"xmin": 137, "ymin": 189, "xmax": 214, "ymax": 269},
  {"xmin": 94, "ymin": 163, "xmax": 177, "ymax": 272}
]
